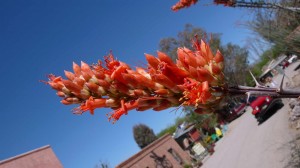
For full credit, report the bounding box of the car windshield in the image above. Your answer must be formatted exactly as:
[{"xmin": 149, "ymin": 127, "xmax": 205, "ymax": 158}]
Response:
[{"xmin": 248, "ymin": 96, "xmax": 257, "ymax": 103}]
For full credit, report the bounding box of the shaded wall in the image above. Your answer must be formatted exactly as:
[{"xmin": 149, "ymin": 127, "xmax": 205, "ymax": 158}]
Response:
[{"xmin": 116, "ymin": 134, "xmax": 191, "ymax": 168}]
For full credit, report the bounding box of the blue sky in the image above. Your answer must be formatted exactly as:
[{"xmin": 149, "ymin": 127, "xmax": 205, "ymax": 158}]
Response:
[{"xmin": 0, "ymin": 1, "xmax": 254, "ymax": 167}]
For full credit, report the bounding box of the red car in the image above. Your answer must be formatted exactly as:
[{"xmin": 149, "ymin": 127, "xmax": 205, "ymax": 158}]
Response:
[
  {"xmin": 250, "ymin": 96, "xmax": 284, "ymax": 123},
  {"xmin": 281, "ymin": 60, "xmax": 290, "ymax": 69},
  {"xmin": 233, "ymin": 103, "xmax": 247, "ymax": 116},
  {"xmin": 224, "ymin": 102, "xmax": 247, "ymax": 122}
]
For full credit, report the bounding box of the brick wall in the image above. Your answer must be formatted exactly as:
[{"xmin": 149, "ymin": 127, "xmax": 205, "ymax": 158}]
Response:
[
  {"xmin": 0, "ymin": 145, "xmax": 63, "ymax": 168},
  {"xmin": 117, "ymin": 134, "xmax": 191, "ymax": 168}
]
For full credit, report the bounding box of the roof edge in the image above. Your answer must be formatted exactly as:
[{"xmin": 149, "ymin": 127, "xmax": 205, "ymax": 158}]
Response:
[
  {"xmin": 116, "ymin": 134, "xmax": 171, "ymax": 168},
  {"xmin": 0, "ymin": 145, "xmax": 51, "ymax": 165}
]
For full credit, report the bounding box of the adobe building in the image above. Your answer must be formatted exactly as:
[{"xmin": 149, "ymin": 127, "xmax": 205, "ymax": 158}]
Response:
[
  {"xmin": 0, "ymin": 145, "xmax": 63, "ymax": 168},
  {"xmin": 173, "ymin": 124, "xmax": 201, "ymax": 149},
  {"xmin": 259, "ymin": 55, "xmax": 287, "ymax": 83},
  {"xmin": 116, "ymin": 134, "xmax": 191, "ymax": 168}
]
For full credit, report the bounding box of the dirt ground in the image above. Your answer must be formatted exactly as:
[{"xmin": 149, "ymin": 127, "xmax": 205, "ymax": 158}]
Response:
[
  {"xmin": 288, "ymin": 73, "xmax": 300, "ymax": 88},
  {"xmin": 201, "ymin": 61, "xmax": 300, "ymax": 168}
]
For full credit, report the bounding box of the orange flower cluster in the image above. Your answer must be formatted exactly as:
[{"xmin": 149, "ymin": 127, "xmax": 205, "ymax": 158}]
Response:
[
  {"xmin": 213, "ymin": 0, "xmax": 235, "ymax": 6},
  {"xmin": 171, "ymin": 0, "xmax": 198, "ymax": 11},
  {"xmin": 45, "ymin": 39, "xmax": 225, "ymax": 123}
]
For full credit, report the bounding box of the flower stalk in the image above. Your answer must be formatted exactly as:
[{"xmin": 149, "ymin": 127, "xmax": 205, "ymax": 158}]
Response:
[
  {"xmin": 43, "ymin": 37, "xmax": 300, "ymax": 123},
  {"xmin": 227, "ymin": 85, "xmax": 300, "ymax": 99}
]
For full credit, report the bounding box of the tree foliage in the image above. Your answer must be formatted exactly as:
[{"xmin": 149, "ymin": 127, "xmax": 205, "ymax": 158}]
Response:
[
  {"xmin": 244, "ymin": 1, "xmax": 300, "ymax": 85},
  {"xmin": 156, "ymin": 124, "xmax": 177, "ymax": 138},
  {"xmin": 220, "ymin": 43, "xmax": 250, "ymax": 85},
  {"xmin": 182, "ymin": 105, "xmax": 220, "ymax": 130},
  {"xmin": 156, "ymin": 117, "xmax": 186, "ymax": 138},
  {"xmin": 159, "ymin": 24, "xmax": 250, "ymax": 85},
  {"xmin": 159, "ymin": 24, "xmax": 221, "ymax": 61},
  {"xmin": 133, "ymin": 124, "xmax": 157, "ymax": 149},
  {"xmin": 248, "ymin": 0, "xmax": 300, "ymax": 56}
]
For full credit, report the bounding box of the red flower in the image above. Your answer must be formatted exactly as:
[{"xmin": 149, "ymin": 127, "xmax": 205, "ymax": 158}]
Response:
[
  {"xmin": 171, "ymin": 0, "xmax": 198, "ymax": 11},
  {"xmin": 44, "ymin": 38, "xmax": 225, "ymax": 123}
]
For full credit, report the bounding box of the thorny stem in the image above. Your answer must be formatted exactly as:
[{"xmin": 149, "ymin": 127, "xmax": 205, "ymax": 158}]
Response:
[
  {"xmin": 227, "ymin": 86, "xmax": 300, "ymax": 98},
  {"xmin": 223, "ymin": 73, "xmax": 300, "ymax": 102}
]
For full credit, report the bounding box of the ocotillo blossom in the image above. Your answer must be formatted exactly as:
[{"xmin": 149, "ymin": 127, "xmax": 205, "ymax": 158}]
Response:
[
  {"xmin": 171, "ymin": 0, "xmax": 236, "ymax": 11},
  {"xmin": 171, "ymin": 0, "xmax": 198, "ymax": 11},
  {"xmin": 44, "ymin": 38, "xmax": 225, "ymax": 123}
]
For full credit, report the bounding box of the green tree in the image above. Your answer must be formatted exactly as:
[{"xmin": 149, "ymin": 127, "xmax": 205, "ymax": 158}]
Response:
[
  {"xmin": 159, "ymin": 24, "xmax": 250, "ymax": 85},
  {"xmin": 183, "ymin": 106, "xmax": 219, "ymax": 130},
  {"xmin": 159, "ymin": 24, "xmax": 221, "ymax": 61},
  {"xmin": 220, "ymin": 43, "xmax": 250, "ymax": 85},
  {"xmin": 156, "ymin": 124, "xmax": 177, "ymax": 138},
  {"xmin": 156, "ymin": 117, "xmax": 186, "ymax": 138},
  {"xmin": 248, "ymin": 1, "xmax": 300, "ymax": 56},
  {"xmin": 133, "ymin": 124, "xmax": 157, "ymax": 149}
]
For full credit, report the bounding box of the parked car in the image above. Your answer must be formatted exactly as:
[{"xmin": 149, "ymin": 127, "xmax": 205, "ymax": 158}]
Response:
[
  {"xmin": 224, "ymin": 102, "xmax": 247, "ymax": 122},
  {"xmin": 233, "ymin": 102, "xmax": 247, "ymax": 116},
  {"xmin": 249, "ymin": 96, "xmax": 284, "ymax": 123},
  {"xmin": 281, "ymin": 60, "xmax": 290, "ymax": 69},
  {"xmin": 288, "ymin": 55, "xmax": 298, "ymax": 63}
]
